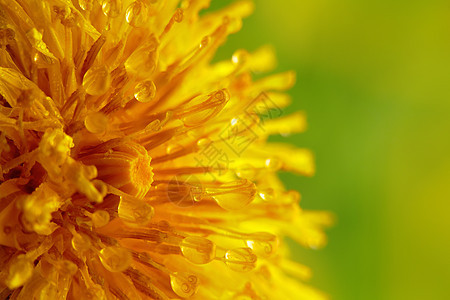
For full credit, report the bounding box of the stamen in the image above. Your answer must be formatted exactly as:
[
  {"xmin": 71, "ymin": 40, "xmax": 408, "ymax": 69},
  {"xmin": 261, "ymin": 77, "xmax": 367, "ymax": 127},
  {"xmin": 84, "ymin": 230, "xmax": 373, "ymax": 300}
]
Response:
[
  {"xmin": 134, "ymin": 80, "xmax": 156, "ymax": 103},
  {"xmin": 235, "ymin": 163, "xmax": 259, "ymax": 180},
  {"xmin": 82, "ymin": 65, "xmax": 111, "ymax": 96},
  {"xmin": 159, "ymin": 8, "xmax": 183, "ymax": 41},
  {"xmin": 179, "ymin": 236, "xmax": 216, "ymax": 264},
  {"xmin": 80, "ymin": 35, "xmax": 106, "ymax": 78},
  {"xmin": 125, "ymin": 1, "xmax": 150, "ymax": 28},
  {"xmin": 223, "ymin": 247, "xmax": 257, "ymax": 272},
  {"xmin": 90, "ymin": 210, "xmax": 111, "ymax": 228},
  {"xmin": 124, "ymin": 268, "xmax": 170, "ymax": 300},
  {"xmin": 245, "ymin": 232, "xmax": 278, "ymax": 258},
  {"xmin": 169, "ymin": 272, "xmax": 199, "ymax": 298},
  {"xmin": 176, "ymin": 89, "xmax": 229, "ymax": 127},
  {"xmin": 78, "ymin": 0, "xmax": 95, "ymax": 11},
  {"xmin": 101, "ymin": 0, "xmax": 123, "ymax": 18},
  {"xmin": 99, "ymin": 245, "xmax": 132, "ymax": 272},
  {"xmin": 84, "ymin": 111, "xmax": 108, "ymax": 134},
  {"xmin": 124, "ymin": 34, "xmax": 159, "ymax": 79},
  {"xmin": 118, "ymin": 195, "xmax": 154, "ymax": 226},
  {"xmin": 71, "ymin": 232, "xmax": 92, "ymax": 252},
  {"xmin": 207, "ymin": 179, "xmax": 257, "ymax": 210}
]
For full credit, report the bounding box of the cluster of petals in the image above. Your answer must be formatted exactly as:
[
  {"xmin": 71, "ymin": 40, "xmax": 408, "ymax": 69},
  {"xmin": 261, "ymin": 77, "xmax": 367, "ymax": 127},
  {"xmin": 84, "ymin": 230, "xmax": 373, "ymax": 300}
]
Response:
[{"xmin": 0, "ymin": 0, "xmax": 331, "ymax": 299}]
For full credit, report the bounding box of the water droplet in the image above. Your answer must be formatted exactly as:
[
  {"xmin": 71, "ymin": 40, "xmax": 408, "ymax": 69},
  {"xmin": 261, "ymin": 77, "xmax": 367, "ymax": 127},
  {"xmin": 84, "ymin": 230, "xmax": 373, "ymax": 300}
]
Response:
[
  {"xmin": 224, "ymin": 248, "xmax": 257, "ymax": 272},
  {"xmin": 144, "ymin": 119, "xmax": 161, "ymax": 132},
  {"xmin": 6, "ymin": 255, "xmax": 33, "ymax": 289},
  {"xmin": 71, "ymin": 233, "xmax": 91, "ymax": 252},
  {"xmin": 99, "ymin": 246, "xmax": 132, "ymax": 272},
  {"xmin": 78, "ymin": 0, "xmax": 94, "ymax": 11},
  {"xmin": 166, "ymin": 143, "xmax": 183, "ymax": 154},
  {"xmin": 134, "ymin": 80, "xmax": 156, "ymax": 103},
  {"xmin": 82, "ymin": 66, "xmax": 111, "ymax": 96},
  {"xmin": 286, "ymin": 190, "xmax": 300, "ymax": 203},
  {"xmin": 232, "ymin": 49, "xmax": 249, "ymax": 66},
  {"xmin": 125, "ymin": 36, "xmax": 158, "ymax": 79},
  {"xmin": 258, "ymin": 188, "xmax": 274, "ymax": 202},
  {"xmin": 200, "ymin": 36, "xmax": 210, "ymax": 48},
  {"xmin": 190, "ymin": 184, "xmax": 204, "ymax": 202},
  {"xmin": 84, "ymin": 112, "xmax": 108, "ymax": 134},
  {"xmin": 245, "ymin": 232, "xmax": 278, "ymax": 258},
  {"xmin": 196, "ymin": 138, "xmax": 211, "ymax": 149},
  {"xmin": 235, "ymin": 164, "xmax": 258, "ymax": 180},
  {"xmin": 102, "ymin": 0, "xmax": 122, "ymax": 18},
  {"xmin": 118, "ymin": 196, "xmax": 154, "ymax": 226},
  {"xmin": 265, "ymin": 157, "xmax": 282, "ymax": 171},
  {"xmin": 211, "ymin": 180, "xmax": 256, "ymax": 210},
  {"xmin": 126, "ymin": 1, "xmax": 149, "ymax": 27},
  {"xmin": 91, "ymin": 210, "xmax": 110, "ymax": 227},
  {"xmin": 180, "ymin": 236, "xmax": 216, "ymax": 264},
  {"xmin": 170, "ymin": 272, "xmax": 199, "ymax": 298}
]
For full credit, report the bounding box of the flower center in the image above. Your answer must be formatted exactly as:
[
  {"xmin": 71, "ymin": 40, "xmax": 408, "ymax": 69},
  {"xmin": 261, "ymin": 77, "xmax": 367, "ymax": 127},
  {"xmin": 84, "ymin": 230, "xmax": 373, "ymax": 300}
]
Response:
[{"xmin": 80, "ymin": 142, "xmax": 154, "ymax": 199}]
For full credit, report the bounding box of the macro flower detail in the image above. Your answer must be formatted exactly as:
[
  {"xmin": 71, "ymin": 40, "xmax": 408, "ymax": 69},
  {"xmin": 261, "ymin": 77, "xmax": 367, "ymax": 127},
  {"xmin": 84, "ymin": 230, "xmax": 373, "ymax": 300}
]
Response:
[{"xmin": 0, "ymin": 0, "xmax": 331, "ymax": 299}]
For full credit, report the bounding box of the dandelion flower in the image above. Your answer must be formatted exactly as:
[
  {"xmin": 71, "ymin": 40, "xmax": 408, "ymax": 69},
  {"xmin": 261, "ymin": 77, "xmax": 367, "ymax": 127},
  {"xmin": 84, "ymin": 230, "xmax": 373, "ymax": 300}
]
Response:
[{"xmin": 0, "ymin": 0, "xmax": 331, "ymax": 299}]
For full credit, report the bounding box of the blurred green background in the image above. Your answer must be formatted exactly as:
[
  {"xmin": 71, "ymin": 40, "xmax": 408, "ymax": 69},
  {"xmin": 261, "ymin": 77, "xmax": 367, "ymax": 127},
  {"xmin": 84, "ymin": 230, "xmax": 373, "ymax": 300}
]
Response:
[{"xmin": 210, "ymin": 0, "xmax": 450, "ymax": 299}]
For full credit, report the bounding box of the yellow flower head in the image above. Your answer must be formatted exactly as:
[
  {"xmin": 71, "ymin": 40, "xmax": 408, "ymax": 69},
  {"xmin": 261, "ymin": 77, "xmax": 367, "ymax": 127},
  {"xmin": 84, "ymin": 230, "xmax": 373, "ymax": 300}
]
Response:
[{"xmin": 0, "ymin": 0, "xmax": 331, "ymax": 298}]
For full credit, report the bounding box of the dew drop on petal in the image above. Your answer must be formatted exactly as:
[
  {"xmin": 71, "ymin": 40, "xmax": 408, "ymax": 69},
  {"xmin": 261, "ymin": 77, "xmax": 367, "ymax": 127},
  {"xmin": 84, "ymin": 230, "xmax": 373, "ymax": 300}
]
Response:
[
  {"xmin": 170, "ymin": 272, "xmax": 199, "ymax": 298},
  {"xmin": 166, "ymin": 143, "xmax": 183, "ymax": 154},
  {"xmin": 134, "ymin": 80, "xmax": 156, "ymax": 103},
  {"xmin": 91, "ymin": 210, "xmax": 110, "ymax": 227},
  {"xmin": 265, "ymin": 157, "xmax": 282, "ymax": 171},
  {"xmin": 200, "ymin": 36, "xmax": 210, "ymax": 48},
  {"xmin": 99, "ymin": 246, "xmax": 132, "ymax": 272},
  {"xmin": 232, "ymin": 49, "xmax": 249, "ymax": 66},
  {"xmin": 82, "ymin": 66, "xmax": 111, "ymax": 96},
  {"xmin": 245, "ymin": 232, "xmax": 278, "ymax": 258},
  {"xmin": 144, "ymin": 119, "xmax": 161, "ymax": 132},
  {"xmin": 196, "ymin": 138, "xmax": 211, "ymax": 149},
  {"xmin": 118, "ymin": 196, "xmax": 154, "ymax": 226},
  {"xmin": 212, "ymin": 181, "xmax": 256, "ymax": 210},
  {"xmin": 258, "ymin": 188, "xmax": 274, "ymax": 202},
  {"xmin": 180, "ymin": 236, "xmax": 216, "ymax": 264},
  {"xmin": 78, "ymin": 0, "xmax": 94, "ymax": 11},
  {"xmin": 224, "ymin": 248, "xmax": 257, "ymax": 272},
  {"xmin": 126, "ymin": 1, "xmax": 149, "ymax": 28},
  {"xmin": 125, "ymin": 37, "xmax": 158, "ymax": 79},
  {"xmin": 102, "ymin": 0, "xmax": 122, "ymax": 18},
  {"xmin": 235, "ymin": 164, "xmax": 258, "ymax": 180},
  {"xmin": 84, "ymin": 112, "xmax": 108, "ymax": 134},
  {"xmin": 71, "ymin": 233, "xmax": 91, "ymax": 252}
]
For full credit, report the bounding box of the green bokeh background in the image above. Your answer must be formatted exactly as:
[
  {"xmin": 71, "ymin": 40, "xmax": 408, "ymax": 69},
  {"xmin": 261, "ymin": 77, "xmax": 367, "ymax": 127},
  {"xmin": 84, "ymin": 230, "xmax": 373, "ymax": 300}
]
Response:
[{"xmin": 210, "ymin": 0, "xmax": 450, "ymax": 299}]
